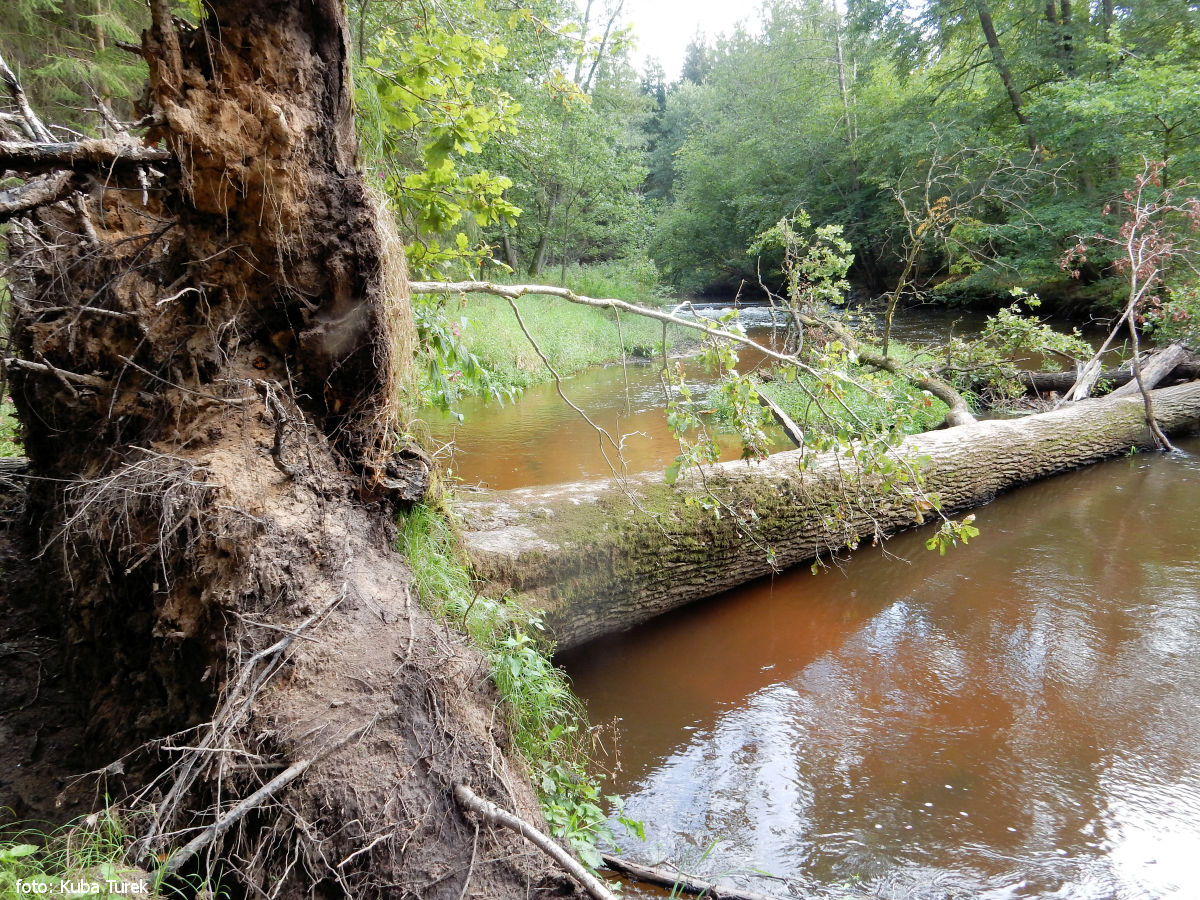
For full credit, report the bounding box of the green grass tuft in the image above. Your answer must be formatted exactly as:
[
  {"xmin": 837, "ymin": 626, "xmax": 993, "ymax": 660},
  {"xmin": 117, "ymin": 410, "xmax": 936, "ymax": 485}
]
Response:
[
  {"xmin": 397, "ymin": 501, "xmax": 625, "ymax": 868},
  {"xmin": 1, "ymin": 400, "xmax": 20, "ymax": 458},
  {"xmin": 0, "ymin": 809, "xmax": 167, "ymax": 899}
]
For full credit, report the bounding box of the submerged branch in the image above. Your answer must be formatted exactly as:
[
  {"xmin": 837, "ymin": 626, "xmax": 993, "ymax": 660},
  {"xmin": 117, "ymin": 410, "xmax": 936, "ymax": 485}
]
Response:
[{"xmin": 602, "ymin": 854, "xmax": 786, "ymax": 900}]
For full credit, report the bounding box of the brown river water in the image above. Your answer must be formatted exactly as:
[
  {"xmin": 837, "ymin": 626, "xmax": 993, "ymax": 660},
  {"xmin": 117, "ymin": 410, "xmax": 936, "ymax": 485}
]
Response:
[
  {"xmin": 560, "ymin": 441, "xmax": 1200, "ymax": 899},
  {"xmin": 424, "ymin": 305, "xmax": 1199, "ymax": 899}
]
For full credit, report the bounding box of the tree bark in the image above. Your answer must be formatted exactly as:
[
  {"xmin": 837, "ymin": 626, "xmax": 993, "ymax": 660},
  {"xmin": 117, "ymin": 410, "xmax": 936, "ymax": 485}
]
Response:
[
  {"xmin": 2, "ymin": 4, "xmax": 581, "ymax": 898},
  {"xmin": 501, "ymin": 223, "xmax": 521, "ymax": 271},
  {"xmin": 0, "ymin": 138, "xmax": 170, "ymax": 172},
  {"xmin": 458, "ymin": 382, "xmax": 1200, "ymax": 650},
  {"xmin": 1100, "ymin": 0, "xmax": 1114, "ymax": 42},
  {"xmin": 975, "ymin": 0, "xmax": 1038, "ymax": 154},
  {"xmin": 0, "ymin": 170, "xmax": 74, "ymax": 222},
  {"xmin": 1108, "ymin": 342, "xmax": 1194, "ymax": 398}
]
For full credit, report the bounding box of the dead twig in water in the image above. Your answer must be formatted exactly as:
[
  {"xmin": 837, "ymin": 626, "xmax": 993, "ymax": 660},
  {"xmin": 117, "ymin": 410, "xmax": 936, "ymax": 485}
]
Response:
[{"xmin": 601, "ymin": 853, "xmax": 788, "ymax": 900}]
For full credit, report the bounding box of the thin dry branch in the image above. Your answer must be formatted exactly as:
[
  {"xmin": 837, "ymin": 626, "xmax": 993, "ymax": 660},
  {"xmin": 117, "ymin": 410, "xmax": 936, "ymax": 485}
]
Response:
[
  {"xmin": 0, "ymin": 171, "xmax": 75, "ymax": 222},
  {"xmin": 0, "ymin": 51, "xmax": 54, "ymax": 142},
  {"xmin": 0, "ymin": 139, "xmax": 171, "ymax": 174},
  {"xmin": 4, "ymin": 356, "xmax": 111, "ymax": 390},
  {"xmin": 500, "ymin": 294, "xmax": 623, "ymax": 460},
  {"xmin": 451, "ymin": 782, "xmax": 617, "ymax": 900},
  {"xmin": 409, "ymin": 280, "xmax": 816, "ymax": 374},
  {"xmin": 1124, "ymin": 315, "xmax": 1176, "ymax": 451},
  {"xmin": 601, "ymin": 854, "xmax": 786, "ymax": 900}
]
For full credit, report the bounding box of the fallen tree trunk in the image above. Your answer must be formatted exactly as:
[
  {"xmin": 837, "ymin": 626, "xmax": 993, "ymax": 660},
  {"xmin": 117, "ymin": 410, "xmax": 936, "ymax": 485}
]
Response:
[
  {"xmin": 0, "ymin": 138, "xmax": 171, "ymax": 172},
  {"xmin": 459, "ymin": 381, "xmax": 1200, "ymax": 650},
  {"xmin": 756, "ymin": 389, "xmax": 804, "ymax": 446},
  {"xmin": 1109, "ymin": 342, "xmax": 1194, "ymax": 398},
  {"xmin": 1020, "ymin": 346, "xmax": 1199, "ymax": 396}
]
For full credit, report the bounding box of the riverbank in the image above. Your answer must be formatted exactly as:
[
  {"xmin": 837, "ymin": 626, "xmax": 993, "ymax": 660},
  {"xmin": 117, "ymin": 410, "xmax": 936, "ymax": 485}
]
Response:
[
  {"xmin": 454, "ymin": 292, "xmax": 683, "ymax": 395},
  {"xmin": 424, "ymin": 258, "xmax": 691, "ymax": 399}
]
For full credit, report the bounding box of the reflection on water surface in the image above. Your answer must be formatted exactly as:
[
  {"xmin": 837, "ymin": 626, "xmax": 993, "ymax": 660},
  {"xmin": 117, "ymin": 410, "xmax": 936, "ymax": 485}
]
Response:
[{"xmin": 561, "ymin": 440, "xmax": 1200, "ymax": 900}]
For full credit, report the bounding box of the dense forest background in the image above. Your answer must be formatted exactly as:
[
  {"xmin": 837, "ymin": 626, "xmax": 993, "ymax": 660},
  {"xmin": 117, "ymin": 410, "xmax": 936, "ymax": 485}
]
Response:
[{"xmin": 4, "ymin": 0, "xmax": 1200, "ymax": 370}]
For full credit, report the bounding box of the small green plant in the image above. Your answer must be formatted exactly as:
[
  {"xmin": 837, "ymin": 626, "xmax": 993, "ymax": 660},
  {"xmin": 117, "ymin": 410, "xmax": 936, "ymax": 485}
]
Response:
[
  {"xmin": 0, "ymin": 400, "xmax": 20, "ymax": 457},
  {"xmin": 397, "ymin": 501, "xmax": 639, "ymax": 868},
  {"xmin": 0, "ymin": 808, "xmax": 165, "ymax": 899},
  {"xmin": 925, "ymin": 514, "xmax": 980, "ymax": 555},
  {"xmin": 756, "ymin": 357, "xmax": 949, "ymax": 443}
]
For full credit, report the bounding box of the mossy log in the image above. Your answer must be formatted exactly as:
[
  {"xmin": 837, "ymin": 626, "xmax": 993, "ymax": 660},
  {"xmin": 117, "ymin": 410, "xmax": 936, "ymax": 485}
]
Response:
[{"xmin": 459, "ymin": 382, "xmax": 1200, "ymax": 650}]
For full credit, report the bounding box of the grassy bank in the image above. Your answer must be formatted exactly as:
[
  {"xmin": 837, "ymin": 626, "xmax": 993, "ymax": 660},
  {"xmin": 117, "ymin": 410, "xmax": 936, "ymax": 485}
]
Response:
[
  {"xmin": 454, "ymin": 292, "xmax": 684, "ymax": 394},
  {"xmin": 420, "ymin": 256, "xmax": 689, "ymax": 404},
  {"xmin": 397, "ymin": 500, "xmax": 630, "ymax": 869},
  {"xmin": 539, "ymin": 256, "xmax": 668, "ymax": 305}
]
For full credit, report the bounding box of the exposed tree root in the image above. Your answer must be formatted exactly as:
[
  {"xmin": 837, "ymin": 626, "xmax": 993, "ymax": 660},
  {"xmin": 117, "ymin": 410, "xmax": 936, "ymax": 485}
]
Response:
[
  {"xmin": 601, "ymin": 854, "xmax": 786, "ymax": 900},
  {"xmin": 0, "ymin": 3, "xmax": 588, "ymax": 897},
  {"xmin": 453, "ymin": 783, "xmax": 616, "ymax": 900}
]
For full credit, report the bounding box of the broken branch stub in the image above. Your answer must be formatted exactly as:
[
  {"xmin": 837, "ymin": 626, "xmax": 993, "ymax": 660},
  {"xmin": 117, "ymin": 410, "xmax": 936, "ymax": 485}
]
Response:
[{"xmin": 0, "ymin": 139, "xmax": 171, "ymax": 174}]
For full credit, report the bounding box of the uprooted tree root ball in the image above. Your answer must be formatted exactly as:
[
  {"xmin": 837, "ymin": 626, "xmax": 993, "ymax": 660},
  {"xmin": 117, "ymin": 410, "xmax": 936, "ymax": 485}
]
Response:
[{"xmin": 2, "ymin": 2, "xmax": 585, "ymax": 897}]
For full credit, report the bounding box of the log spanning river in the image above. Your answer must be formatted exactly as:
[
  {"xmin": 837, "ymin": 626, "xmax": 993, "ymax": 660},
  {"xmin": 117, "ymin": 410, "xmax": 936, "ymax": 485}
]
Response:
[{"xmin": 426, "ymin": 306, "xmax": 1200, "ymax": 899}]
